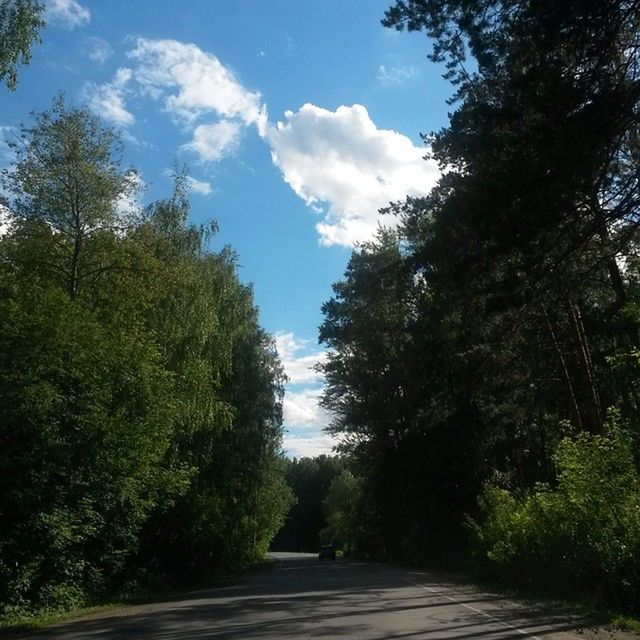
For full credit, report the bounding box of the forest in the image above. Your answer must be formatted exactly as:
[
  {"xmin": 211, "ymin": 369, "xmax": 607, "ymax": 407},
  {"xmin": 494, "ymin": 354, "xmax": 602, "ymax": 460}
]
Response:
[
  {"xmin": 0, "ymin": 96, "xmax": 293, "ymax": 617},
  {"xmin": 2, "ymin": 0, "xmax": 640, "ymax": 624},
  {"xmin": 319, "ymin": 0, "xmax": 640, "ymax": 615}
]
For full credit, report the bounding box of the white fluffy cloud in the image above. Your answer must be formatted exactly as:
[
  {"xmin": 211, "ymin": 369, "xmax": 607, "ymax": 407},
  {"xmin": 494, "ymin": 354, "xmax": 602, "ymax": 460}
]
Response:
[
  {"xmin": 86, "ymin": 38, "xmax": 266, "ymax": 163},
  {"xmin": 182, "ymin": 121, "xmax": 241, "ymax": 163},
  {"xmin": 85, "ymin": 37, "xmax": 113, "ymax": 64},
  {"xmin": 283, "ymin": 433, "xmax": 337, "ymax": 459},
  {"xmin": 275, "ymin": 331, "xmax": 336, "ymax": 456},
  {"xmin": 83, "ymin": 42, "xmax": 437, "ymax": 246},
  {"xmin": 267, "ymin": 103, "xmax": 439, "ymax": 246},
  {"xmin": 46, "ymin": 0, "xmax": 90, "ymax": 27},
  {"xmin": 186, "ymin": 176, "xmax": 213, "ymax": 196},
  {"xmin": 127, "ymin": 38, "xmax": 267, "ymax": 132},
  {"xmin": 275, "ymin": 332, "xmax": 327, "ymax": 385},
  {"xmin": 84, "ymin": 68, "xmax": 134, "ymax": 126},
  {"xmin": 283, "ymin": 388, "xmax": 328, "ymax": 428}
]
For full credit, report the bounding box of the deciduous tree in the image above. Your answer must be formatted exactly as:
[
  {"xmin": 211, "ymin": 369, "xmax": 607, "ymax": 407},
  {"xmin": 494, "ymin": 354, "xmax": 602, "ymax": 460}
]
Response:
[{"xmin": 0, "ymin": 0, "xmax": 44, "ymax": 90}]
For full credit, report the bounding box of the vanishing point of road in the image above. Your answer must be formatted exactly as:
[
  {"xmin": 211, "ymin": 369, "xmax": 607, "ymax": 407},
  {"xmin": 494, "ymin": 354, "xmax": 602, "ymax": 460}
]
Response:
[{"xmin": 15, "ymin": 552, "xmax": 629, "ymax": 639}]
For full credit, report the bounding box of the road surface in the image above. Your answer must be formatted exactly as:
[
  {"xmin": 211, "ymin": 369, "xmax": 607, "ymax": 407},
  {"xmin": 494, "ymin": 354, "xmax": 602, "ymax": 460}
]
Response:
[{"xmin": 14, "ymin": 552, "xmax": 623, "ymax": 639}]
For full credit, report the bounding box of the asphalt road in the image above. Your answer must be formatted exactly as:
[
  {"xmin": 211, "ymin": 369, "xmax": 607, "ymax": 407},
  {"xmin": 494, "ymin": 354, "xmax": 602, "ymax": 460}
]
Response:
[{"xmin": 18, "ymin": 552, "xmax": 600, "ymax": 639}]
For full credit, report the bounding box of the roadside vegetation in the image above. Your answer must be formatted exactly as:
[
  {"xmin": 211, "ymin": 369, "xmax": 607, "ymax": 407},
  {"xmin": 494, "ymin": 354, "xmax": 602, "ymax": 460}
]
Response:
[
  {"xmin": 271, "ymin": 455, "xmax": 345, "ymax": 552},
  {"xmin": 3, "ymin": 0, "xmax": 640, "ymax": 629},
  {"xmin": 270, "ymin": 455, "xmax": 361, "ymax": 556},
  {"xmin": 0, "ymin": 98, "xmax": 292, "ymax": 622}
]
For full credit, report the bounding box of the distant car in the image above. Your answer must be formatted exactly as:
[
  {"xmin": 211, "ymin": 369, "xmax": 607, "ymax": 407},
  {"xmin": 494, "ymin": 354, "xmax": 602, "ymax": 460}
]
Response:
[{"xmin": 318, "ymin": 545, "xmax": 336, "ymax": 561}]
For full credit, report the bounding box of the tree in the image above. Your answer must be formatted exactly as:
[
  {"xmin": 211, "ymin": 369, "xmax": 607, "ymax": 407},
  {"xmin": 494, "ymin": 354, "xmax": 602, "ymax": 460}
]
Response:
[
  {"xmin": 383, "ymin": 0, "xmax": 640, "ymax": 441},
  {"xmin": 0, "ymin": 262, "xmax": 179, "ymax": 614},
  {"xmin": 0, "ymin": 112, "xmax": 291, "ymax": 616},
  {"xmin": 271, "ymin": 456, "xmax": 344, "ymax": 552},
  {"xmin": 3, "ymin": 96, "xmax": 138, "ymax": 299},
  {"xmin": 0, "ymin": 0, "xmax": 44, "ymax": 90},
  {"xmin": 383, "ymin": 0, "xmax": 640, "ymax": 334},
  {"xmin": 321, "ymin": 471, "xmax": 360, "ymax": 554},
  {"xmin": 320, "ymin": 230, "xmax": 487, "ymax": 563},
  {"xmin": 470, "ymin": 413, "xmax": 640, "ymax": 611},
  {"xmin": 128, "ymin": 176, "xmax": 293, "ymax": 579},
  {"xmin": 318, "ymin": 0, "xmax": 640, "ymax": 577},
  {"xmin": 0, "ymin": 102, "xmax": 177, "ymax": 614}
]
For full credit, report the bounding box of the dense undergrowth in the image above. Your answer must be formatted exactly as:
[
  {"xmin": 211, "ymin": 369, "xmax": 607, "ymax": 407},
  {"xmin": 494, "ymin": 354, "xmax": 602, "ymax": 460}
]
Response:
[{"xmin": 470, "ymin": 413, "xmax": 640, "ymax": 614}]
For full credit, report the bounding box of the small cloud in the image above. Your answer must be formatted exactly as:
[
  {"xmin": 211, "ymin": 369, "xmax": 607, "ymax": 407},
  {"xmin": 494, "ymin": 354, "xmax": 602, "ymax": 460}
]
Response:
[
  {"xmin": 46, "ymin": 0, "xmax": 90, "ymax": 28},
  {"xmin": 162, "ymin": 170, "xmax": 213, "ymax": 196},
  {"xmin": 283, "ymin": 388, "xmax": 330, "ymax": 429},
  {"xmin": 185, "ymin": 175, "xmax": 213, "ymax": 196},
  {"xmin": 0, "ymin": 200, "xmax": 11, "ymax": 237},
  {"xmin": 275, "ymin": 332, "xmax": 327, "ymax": 385},
  {"xmin": 83, "ymin": 68, "xmax": 134, "ymax": 126},
  {"xmin": 182, "ymin": 121, "xmax": 241, "ymax": 163},
  {"xmin": 266, "ymin": 103, "xmax": 439, "ymax": 247},
  {"xmin": 127, "ymin": 38, "xmax": 266, "ymax": 127},
  {"xmin": 44, "ymin": 60, "xmax": 78, "ymax": 74},
  {"xmin": 119, "ymin": 38, "xmax": 268, "ymax": 160},
  {"xmin": 377, "ymin": 64, "xmax": 417, "ymax": 86},
  {"xmin": 283, "ymin": 433, "xmax": 337, "ymax": 458},
  {"xmin": 85, "ymin": 37, "xmax": 113, "ymax": 64},
  {"xmin": 121, "ymin": 129, "xmax": 153, "ymax": 150},
  {"xmin": 115, "ymin": 170, "xmax": 145, "ymax": 222}
]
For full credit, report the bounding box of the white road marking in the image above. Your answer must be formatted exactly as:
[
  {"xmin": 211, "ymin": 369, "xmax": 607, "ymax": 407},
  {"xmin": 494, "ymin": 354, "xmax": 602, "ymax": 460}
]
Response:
[{"xmin": 401, "ymin": 576, "xmax": 544, "ymax": 640}]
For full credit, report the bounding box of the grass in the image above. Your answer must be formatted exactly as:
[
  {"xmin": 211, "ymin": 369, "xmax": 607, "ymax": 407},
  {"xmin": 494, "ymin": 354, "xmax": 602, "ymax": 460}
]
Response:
[
  {"xmin": 0, "ymin": 604, "xmax": 121, "ymax": 634},
  {"xmin": 612, "ymin": 616, "xmax": 640, "ymax": 634}
]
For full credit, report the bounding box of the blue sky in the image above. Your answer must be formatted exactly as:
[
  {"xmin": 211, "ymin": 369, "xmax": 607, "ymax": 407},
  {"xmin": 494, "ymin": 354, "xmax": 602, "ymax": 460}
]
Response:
[{"xmin": 1, "ymin": 0, "xmax": 452, "ymax": 457}]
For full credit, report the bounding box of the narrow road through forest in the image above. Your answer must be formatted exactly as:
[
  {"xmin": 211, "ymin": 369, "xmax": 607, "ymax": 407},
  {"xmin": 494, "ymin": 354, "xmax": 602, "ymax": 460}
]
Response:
[{"xmin": 16, "ymin": 552, "xmax": 631, "ymax": 639}]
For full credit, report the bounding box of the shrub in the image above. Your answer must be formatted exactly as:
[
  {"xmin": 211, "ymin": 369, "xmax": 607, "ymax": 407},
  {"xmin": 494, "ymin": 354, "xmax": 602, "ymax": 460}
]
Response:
[{"xmin": 470, "ymin": 411, "xmax": 640, "ymax": 612}]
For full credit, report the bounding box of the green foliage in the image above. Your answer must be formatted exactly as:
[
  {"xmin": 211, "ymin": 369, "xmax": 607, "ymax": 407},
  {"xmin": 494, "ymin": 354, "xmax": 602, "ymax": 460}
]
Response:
[
  {"xmin": 318, "ymin": 0, "xmax": 640, "ymax": 608},
  {"xmin": 320, "ymin": 230, "xmax": 489, "ymax": 564},
  {"xmin": 128, "ymin": 182, "xmax": 293, "ymax": 578},
  {"xmin": 0, "ymin": 283, "xmax": 178, "ymax": 615},
  {"xmin": 2, "ymin": 96, "xmax": 138, "ymax": 300},
  {"xmin": 0, "ymin": 101, "xmax": 290, "ymax": 618},
  {"xmin": 321, "ymin": 471, "xmax": 361, "ymax": 554},
  {"xmin": 470, "ymin": 414, "xmax": 640, "ymax": 611},
  {"xmin": 0, "ymin": 0, "xmax": 44, "ymax": 90},
  {"xmin": 271, "ymin": 456, "xmax": 344, "ymax": 552}
]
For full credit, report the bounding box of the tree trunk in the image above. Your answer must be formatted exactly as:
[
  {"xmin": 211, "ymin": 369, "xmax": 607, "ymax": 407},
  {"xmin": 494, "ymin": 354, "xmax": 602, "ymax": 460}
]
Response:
[{"xmin": 542, "ymin": 305, "xmax": 584, "ymax": 430}]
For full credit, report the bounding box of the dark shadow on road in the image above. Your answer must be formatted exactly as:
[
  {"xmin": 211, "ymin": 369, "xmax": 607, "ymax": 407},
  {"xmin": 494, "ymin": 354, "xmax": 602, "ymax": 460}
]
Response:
[{"xmin": 9, "ymin": 553, "xmax": 590, "ymax": 640}]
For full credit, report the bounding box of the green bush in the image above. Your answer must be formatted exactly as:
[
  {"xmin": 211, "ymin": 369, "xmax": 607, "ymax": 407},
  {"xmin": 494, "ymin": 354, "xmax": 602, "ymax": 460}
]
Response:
[{"xmin": 470, "ymin": 411, "xmax": 640, "ymax": 612}]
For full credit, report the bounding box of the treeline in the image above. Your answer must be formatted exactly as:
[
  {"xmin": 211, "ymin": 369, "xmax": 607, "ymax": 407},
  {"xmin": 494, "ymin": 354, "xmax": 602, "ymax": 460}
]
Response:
[
  {"xmin": 271, "ymin": 456, "xmax": 342, "ymax": 552},
  {"xmin": 271, "ymin": 455, "xmax": 360, "ymax": 553},
  {"xmin": 320, "ymin": 0, "xmax": 640, "ymax": 613},
  {"xmin": 0, "ymin": 98, "xmax": 292, "ymax": 618}
]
